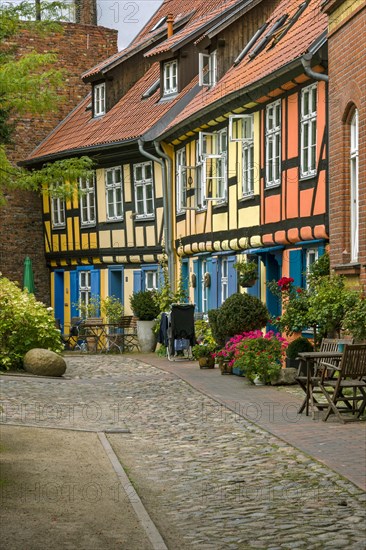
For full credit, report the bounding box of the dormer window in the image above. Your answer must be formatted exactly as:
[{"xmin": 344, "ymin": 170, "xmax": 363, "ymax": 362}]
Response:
[
  {"xmin": 150, "ymin": 16, "xmax": 167, "ymax": 32},
  {"xmin": 199, "ymin": 51, "xmax": 217, "ymax": 87},
  {"xmin": 93, "ymin": 82, "xmax": 105, "ymax": 117},
  {"xmin": 163, "ymin": 60, "xmax": 178, "ymax": 96}
]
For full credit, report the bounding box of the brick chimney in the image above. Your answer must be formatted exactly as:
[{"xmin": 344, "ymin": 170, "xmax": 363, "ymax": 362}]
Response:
[
  {"xmin": 75, "ymin": 0, "xmax": 97, "ymax": 26},
  {"xmin": 167, "ymin": 13, "xmax": 174, "ymax": 38}
]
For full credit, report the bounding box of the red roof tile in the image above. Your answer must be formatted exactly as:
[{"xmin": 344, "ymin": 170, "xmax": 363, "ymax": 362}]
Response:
[
  {"xmin": 145, "ymin": 0, "xmax": 243, "ymax": 57},
  {"xmin": 163, "ymin": 0, "xmax": 327, "ymax": 133},
  {"xmin": 27, "ymin": 64, "xmax": 197, "ymax": 160},
  {"xmin": 27, "ymin": 0, "xmax": 327, "ymax": 163},
  {"xmin": 82, "ymin": 0, "xmax": 244, "ymax": 79}
]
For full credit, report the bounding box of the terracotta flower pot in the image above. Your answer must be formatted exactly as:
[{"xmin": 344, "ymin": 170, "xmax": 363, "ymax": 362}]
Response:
[
  {"xmin": 198, "ymin": 356, "xmax": 215, "ymax": 369},
  {"xmin": 218, "ymin": 358, "xmax": 232, "ymax": 375}
]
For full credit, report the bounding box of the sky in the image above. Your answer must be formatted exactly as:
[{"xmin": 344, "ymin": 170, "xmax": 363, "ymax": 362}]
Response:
[
  {"xmin": 96, "ymin": 1, "xmax": 163, "ymax": 49},
  {"xmin": 3, "ymin": 0, "xmax": 164, "ymax": 50}
]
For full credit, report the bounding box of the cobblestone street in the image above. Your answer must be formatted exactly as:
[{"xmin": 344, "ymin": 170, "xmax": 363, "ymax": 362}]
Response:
[{"xmin": 1, "ymin": 355, "xmax": 365, "ymax": 549}]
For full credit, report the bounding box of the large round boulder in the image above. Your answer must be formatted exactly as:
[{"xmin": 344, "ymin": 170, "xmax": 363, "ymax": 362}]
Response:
[{"xmin": 23, "ymin": 348, "xmax": 66, "ymax": 377}]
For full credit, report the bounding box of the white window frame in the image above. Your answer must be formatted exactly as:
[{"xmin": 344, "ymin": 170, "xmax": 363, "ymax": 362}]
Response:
[
  {"xmin": 51, "ymin": 183, "xmax": 66, "ymax": 228},
  {"xmin": 145, "ymin": 270, "xmax": 158, "ymax": 290},
  {"xmin": 94, "ymin": 83, "xmax": 106, "ymax": 117},
  {"xmin": 265, "ymin": 100, "xmax": 281, "ymax": 188},
  {"xmin": 305, "ymin": 248, "xmax": 318, "ymax": 288},
  {"xmin": 199, "ymin": 51, "xmax": 217, "ymax": 87},
  {"xmin": 176, "ymin": 148, "xmax": 187, "ymax": 213},
  {"xmin": 221, "ymin": 257, "xmax": 228, "ymax": 303},
  {"xmin": 199, "ymin": 128, "xmax": 227, "ymax": 205},
  {"xmin": 163, "ymin": 60, "xmax": 178, "ymax": 95},
  {"xmin": 195, "ymin": 140, "xmax": 206, "ymax": 210},
  {"xmin": 200, "ymin": 259, "xmax": 208, "ymax": 314},
  {"xmin": 228, "ymin": 115, "xmax": 255, "ymax": 197},
  {"xmin": 300, "ymin": 84, "xmax": 317, "ymax": 178},
  {"xmin": 105, "ymin": 166, "xmax": 124, "ymax": 221},
  {"xmin": 133, "ymin": 162, "xmax": 155, "ymax": 220},
  {"xmin": 79, "ymin": 270, "xmax": 91, "ymax": 315},
  {"xmin": 350, "ymin": 109, "xmax": 359, "ymax": 262},
  {"xmin": 79, "ymin": 174, "xmax": 96, "ymax": 226}
]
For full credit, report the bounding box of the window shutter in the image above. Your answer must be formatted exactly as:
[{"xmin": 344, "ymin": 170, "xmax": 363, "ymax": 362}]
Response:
[
  {"xmin": 70, "ymin": 271, "xmax": 78, "ymax": 318},
  {"xmin": 193, "ymin": 259, "xmax": 200, "ymax": 311},
  {"xmin": 209, "ymin": 257, "xmax": 218, "ymax": 310},
  {"xmin": 181, "ymin": 260, "xmax": 189, "ymax": 302},
  {"xmin": 90, "ymin": 270, "xmax": 100, "ymax": 316},
  {"xmin": 228, "ymin": 256, "xmax": 237, "ymax": 296},
  {"xmin": 318, "ymin": 244, "xmax": 325, "ymax": 257},
  {"xmin": 289, "ymin": 250, "xmax": 304, "ymax": 288},
  {"xmin": 133, "ymin": 270, "xmax": 143, "ymax": 293}
]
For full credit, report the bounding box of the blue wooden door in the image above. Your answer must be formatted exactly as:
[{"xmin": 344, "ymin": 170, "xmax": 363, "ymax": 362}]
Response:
[
  {"xmin": 54, "ymin": 270, "xmax": 64, "ymax": 330},
  {"xmin": 109, "ymin": 266, "xmax": 124, "ymax": 304}
]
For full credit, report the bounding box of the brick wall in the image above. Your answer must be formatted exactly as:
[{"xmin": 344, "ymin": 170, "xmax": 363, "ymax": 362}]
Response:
[
  {"xmin": 0, "ymin": 21, "xmax": 118, "ymax": 304},
  {"xmin": 326, "ymin": 4, "xmax": 365, "ymax": 289}
]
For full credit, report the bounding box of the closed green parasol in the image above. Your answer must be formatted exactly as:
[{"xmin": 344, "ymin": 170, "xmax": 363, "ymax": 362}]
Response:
[{"xmin": 23, "ymin": 256, "xmax": 35, "ymax": 293}]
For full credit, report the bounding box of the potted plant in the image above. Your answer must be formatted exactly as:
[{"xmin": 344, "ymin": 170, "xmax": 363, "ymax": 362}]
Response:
[
  {"xmin": 130, "ymin": 290, "xmax": 160, "ymax": 352},
  {"xmin": 192, "ymin": 319, "xmax": 217, "ymax": 368},
  {"xmin": 192, "ymin": 342, "xmax": 216, "ymax": 369},
  {"xmin": 228, "ymin": 330, "xmax": 287, "ymax": 384},
  {"xmin": 233, "ymin": 259, "xmax": 258, "ymax": 287},
  {"xmin": 208, "ymin": 292, "xmax": 269, "ymax": 347},
  {"xmin": 286, "ymin": 336, "xmax": 313, "ymax": 371}
]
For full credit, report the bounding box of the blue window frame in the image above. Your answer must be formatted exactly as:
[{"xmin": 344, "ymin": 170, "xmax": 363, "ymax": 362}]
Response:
[
  {"xmin": 193, "ymin": 255, "xmax": 237, "ymax": 312},
  {"xmin": 70, "ymin": 266, "xmax": 100, "ymax": 318},
  {"xmin": 133, "ymin": 265, "xmax": 160, "ymax": 294}
]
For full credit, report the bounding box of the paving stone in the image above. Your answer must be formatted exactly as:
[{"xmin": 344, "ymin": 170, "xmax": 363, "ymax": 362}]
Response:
[{"xmin": 1, "ymin": 354, "xmax": 365, "ymax": 549}]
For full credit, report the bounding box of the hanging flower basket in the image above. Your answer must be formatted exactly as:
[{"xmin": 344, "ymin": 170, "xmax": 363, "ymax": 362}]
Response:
[
  {"xmin": 234, "ymin": 259, "xmax": 258, "ymax": 288},
  {"xmin": 239, "ymin": 275, "xmax": 257, "ymax": 288}
]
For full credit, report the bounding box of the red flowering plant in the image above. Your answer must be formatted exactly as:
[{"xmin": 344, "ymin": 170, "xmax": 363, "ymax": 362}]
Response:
[
  {"xmin": 214, "ymin": 330, "xmax": 288, "ymax": 384},
  {"xmin": 277, "ymin": 277, "xmax": 294, "ymax": 292}
]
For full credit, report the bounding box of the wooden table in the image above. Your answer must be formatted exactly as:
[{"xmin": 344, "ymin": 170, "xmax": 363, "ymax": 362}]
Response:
[
  {"xmin": 297, "ymin": 351, "xmax": 343, "ymax": 416},
  {"xmin": 81, "ymin": 322, "xmax": 135, "ymax": 353}
]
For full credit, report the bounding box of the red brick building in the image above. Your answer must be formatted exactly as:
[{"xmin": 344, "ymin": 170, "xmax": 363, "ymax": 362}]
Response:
[
  {"xmin": 323, "ymin": 0, "xmax": 365, "ymax": 289},
  {"xmin": 0, "ymin": 4, "xmax": 117, "ymax": 304}
]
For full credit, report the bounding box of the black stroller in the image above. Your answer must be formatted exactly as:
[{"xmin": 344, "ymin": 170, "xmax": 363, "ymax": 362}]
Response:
[{"xmin": 159, "ymin": 304, "xmax": 196, "ymax": 361}]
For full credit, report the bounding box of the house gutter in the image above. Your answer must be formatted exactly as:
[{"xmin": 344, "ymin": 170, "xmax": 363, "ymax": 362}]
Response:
[
  {"xmin": 154, "ymin": 140, "xmax": 175, "ymax": 290},
  {"xmin": 301, "ymin": 52, "xmax": 329, "ymax": 82},
  {"xmin": 137, "ymin": 139, "xmax": 174, "ymax": 290}
]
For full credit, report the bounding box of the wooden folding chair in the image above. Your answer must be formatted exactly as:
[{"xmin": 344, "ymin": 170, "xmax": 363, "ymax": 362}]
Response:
[
  {"xmin": 118, "ymin": 316, "xmax": 140, "ymax": 352},
  {"xmin": 319, "ymin": 344, "xmax": 366, "ymax": 423},
  {"xmin": 296, "ymin": 338, "xmax": 353, "ymax": 414}
]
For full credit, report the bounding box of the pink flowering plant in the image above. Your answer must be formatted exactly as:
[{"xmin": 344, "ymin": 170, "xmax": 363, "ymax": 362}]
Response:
[{"xmin": 214, "ymin": 330, "xmax": 288, "ymax": 384}]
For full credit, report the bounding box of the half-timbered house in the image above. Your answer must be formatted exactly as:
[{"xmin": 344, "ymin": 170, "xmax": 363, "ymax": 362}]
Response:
[
  {"xmin": 23, "ymin": 0, "xmax": 331, "ymax": 330},
  {"xmin": 155, "ymin": 0, "xmax": 329, "ymax": 321}
]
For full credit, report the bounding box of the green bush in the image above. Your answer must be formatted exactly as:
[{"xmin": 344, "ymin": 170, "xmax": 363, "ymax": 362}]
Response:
[
  {"xmin": 208, "ymin": 293, "xmax": 269, "ymax": 346},
  {"xmin": 130, "ymin": 290, "xmax": 160, "ymax": 320},
  {"xmin": 101, "ymin": 296, "xmax": 124, "ymax": 323},
  {"xmin": 0, "ymin": 275, "xmax": 63, "ymax": 369},
  {"xmin": 342, "ymin": 294, "xmax": 366, "ymax": 341},
  {"xmin": 286, "ymin": 337, "xmax": 313, "ymax": 359}
]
